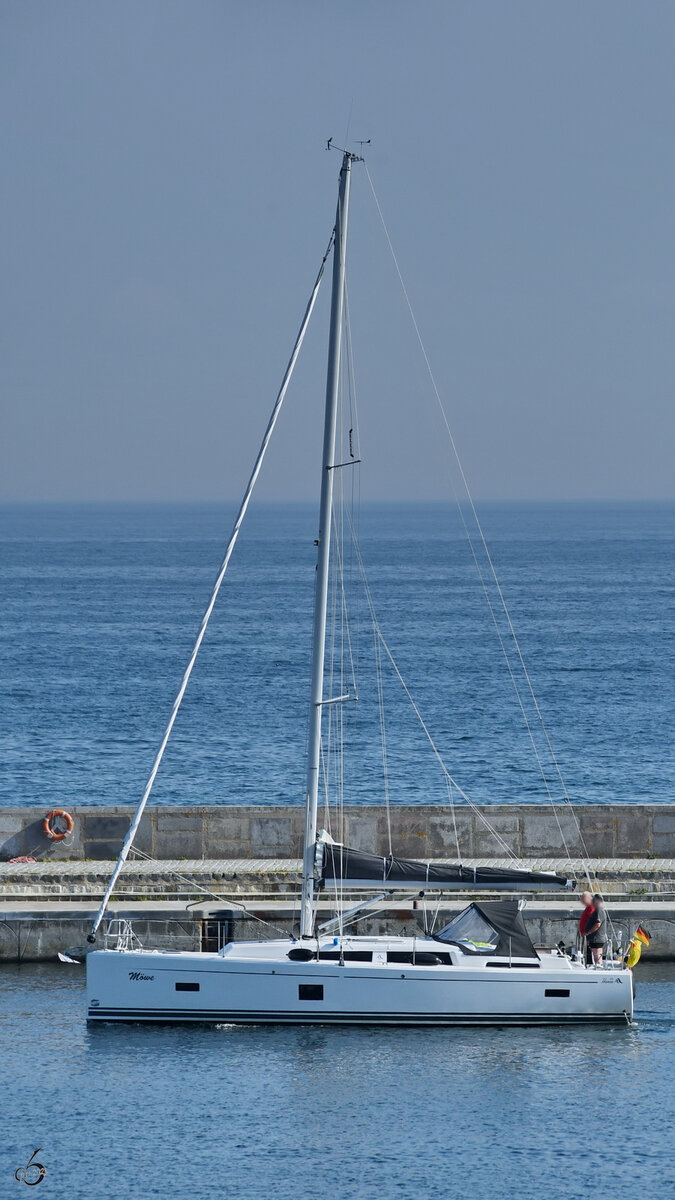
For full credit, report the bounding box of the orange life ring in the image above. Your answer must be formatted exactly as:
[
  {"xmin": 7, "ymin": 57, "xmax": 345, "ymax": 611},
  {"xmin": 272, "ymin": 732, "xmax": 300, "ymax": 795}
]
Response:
[{"xmin": 42, "ymin": 809, "xmax": 74, "ymax": 841}]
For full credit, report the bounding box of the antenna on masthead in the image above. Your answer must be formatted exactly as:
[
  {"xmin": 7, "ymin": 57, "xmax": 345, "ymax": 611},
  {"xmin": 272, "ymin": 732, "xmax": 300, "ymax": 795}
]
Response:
[{"xmin": 325, "ymin": 137, "xmax": 369, "ymax": 162}]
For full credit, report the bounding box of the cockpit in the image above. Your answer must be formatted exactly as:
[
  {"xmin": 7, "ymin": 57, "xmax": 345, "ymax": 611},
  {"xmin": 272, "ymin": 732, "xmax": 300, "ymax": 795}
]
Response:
[{"xmin": 433, "ymin": 901, "xmax": 540, "ymax": 960}]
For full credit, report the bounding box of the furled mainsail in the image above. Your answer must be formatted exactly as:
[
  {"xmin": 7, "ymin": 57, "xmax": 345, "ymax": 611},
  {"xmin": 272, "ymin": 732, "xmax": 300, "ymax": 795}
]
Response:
[{"xmin": 318, "ymin": 843, "xmax": 574, "ymax": 892}]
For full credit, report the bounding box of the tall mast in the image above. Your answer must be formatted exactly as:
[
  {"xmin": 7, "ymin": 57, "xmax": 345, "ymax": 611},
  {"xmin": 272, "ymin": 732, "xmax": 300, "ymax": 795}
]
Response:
[{"xmin": 300, "ymin": 150, "xmax": 355, "ymax": 938}]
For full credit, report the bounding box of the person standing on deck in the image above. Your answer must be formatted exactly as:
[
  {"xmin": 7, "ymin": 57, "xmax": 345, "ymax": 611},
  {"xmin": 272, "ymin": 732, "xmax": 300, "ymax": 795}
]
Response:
[
  {"xmin": 578, "ymin": 890, "xmax": 594, "ymax": 964},
  {"xmin": 585, "ymin": 895, "xmax": 607, "ymax": 965},
  {"xmin": 579, "ymin": 891, "xmax": 594, "ymax": 937}
]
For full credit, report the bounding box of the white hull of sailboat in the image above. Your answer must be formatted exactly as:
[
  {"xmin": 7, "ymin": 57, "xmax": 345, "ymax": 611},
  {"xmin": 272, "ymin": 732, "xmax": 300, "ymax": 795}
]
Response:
[{"xmin": 86, "ymin": 942, "xmax": 634, "ymax": 1027}]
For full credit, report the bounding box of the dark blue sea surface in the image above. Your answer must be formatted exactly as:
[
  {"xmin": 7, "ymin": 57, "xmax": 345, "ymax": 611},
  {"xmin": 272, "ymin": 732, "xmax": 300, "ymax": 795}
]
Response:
[
  {"xmin": 0, "ymin": 501, "xmax": 673, "ymax": 809},
  {"xmin": 2, "ymin": 961, "xmax": 674, "ymax": 1200}
]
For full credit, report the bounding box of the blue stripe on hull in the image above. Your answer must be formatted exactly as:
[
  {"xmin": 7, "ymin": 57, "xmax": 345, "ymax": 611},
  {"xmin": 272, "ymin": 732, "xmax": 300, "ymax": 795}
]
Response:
[{"xmin": 88, "ymin": 1008, "xmax": 631, "ymax": 1027}]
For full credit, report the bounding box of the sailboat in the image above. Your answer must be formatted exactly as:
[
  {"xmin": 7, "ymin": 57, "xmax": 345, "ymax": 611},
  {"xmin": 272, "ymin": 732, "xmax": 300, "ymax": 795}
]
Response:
[{"xmin": 85, "ymin": 150, "xmax": 634, "ymax": 1025}]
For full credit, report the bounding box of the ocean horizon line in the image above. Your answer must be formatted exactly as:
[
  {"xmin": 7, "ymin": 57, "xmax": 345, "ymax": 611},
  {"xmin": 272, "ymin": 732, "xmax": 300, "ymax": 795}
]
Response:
[{"xmin": 2, "ymin": 496, "xmax": 675, "ymax": 510}]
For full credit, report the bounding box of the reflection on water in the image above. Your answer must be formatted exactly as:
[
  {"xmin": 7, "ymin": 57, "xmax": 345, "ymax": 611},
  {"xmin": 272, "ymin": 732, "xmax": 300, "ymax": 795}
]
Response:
[{"xmin": 2, "ymin": 962, "xmax": 674, "ymax": 1200}]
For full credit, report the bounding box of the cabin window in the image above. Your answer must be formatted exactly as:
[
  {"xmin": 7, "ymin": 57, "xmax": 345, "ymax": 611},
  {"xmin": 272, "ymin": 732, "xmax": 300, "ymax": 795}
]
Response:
[
  {"xmin": 486, "ymin": 962, "xmax": 540, "ymax": 969},
  {"xmin": 289, "ymin": 949, "xmax": 374, "ymax": 963},
  {"xmin": 387, "ymin": 951, "xmax": 451, "ymax": 966},
  {"xmin": 318, "ymin": 950, "xmax": 373, "ymax": 963},
  {"xmin": 545, "ymin": 988, "xmax": 570, "ymax": 998},
  {"xmin": 175, "ymin": 981, "xmax": 200, "ymax": 992},
  {"xmin": 299, "ymin": 985, "xmax": 323, "ymax": 1001}
]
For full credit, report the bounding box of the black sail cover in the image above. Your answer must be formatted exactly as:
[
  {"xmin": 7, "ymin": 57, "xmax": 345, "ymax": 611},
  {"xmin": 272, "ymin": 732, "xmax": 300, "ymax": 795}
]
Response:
[{"xmin": 318, "ymin": 843, "xmax": 572, "ymax": 891}]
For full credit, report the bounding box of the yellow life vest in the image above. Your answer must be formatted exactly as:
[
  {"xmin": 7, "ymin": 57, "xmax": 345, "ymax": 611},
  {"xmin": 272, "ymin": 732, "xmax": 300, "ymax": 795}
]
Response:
[{"xmin": 625, "ymin": 938, "xmax": 642, "ymax": 969}]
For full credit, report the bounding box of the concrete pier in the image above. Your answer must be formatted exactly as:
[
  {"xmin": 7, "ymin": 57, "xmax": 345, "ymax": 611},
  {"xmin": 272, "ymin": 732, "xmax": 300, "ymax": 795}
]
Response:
[
  {"xmin": 3, "ymin": 803, "xmax": 675, "ymax": 862},
  {"xmin": 1, "ymin": 804, "xmax": 674, "ymax": 960},
  {"xmin": 2, "ymin": 893, "xmax": 674, "ymax": 961}
]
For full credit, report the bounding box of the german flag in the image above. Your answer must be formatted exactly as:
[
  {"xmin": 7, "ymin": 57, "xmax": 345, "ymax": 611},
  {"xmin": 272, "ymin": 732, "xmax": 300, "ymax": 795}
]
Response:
[{"xmin": 635, "ymin": 926, "xmax": 651, "ymax": 946}]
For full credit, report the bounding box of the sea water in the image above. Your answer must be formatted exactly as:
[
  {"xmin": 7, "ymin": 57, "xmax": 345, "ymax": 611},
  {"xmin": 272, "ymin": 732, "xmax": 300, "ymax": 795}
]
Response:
[
  {"xmin": 2, "ymin": 505, "xmax": 675, "ymax": 1200},
  {"xmin": 0, "ymin": 501, "xmax": 673, "ymax": 810},
  {"xmin": 1, "ymin": 962, "xmax": 674, "ymax": 1199}
]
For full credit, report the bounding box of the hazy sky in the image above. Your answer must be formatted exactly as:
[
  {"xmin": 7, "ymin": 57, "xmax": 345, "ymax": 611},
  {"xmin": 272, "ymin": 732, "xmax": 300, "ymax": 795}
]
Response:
[{"xmin": 2, "ymin": 1, "xmax": 675, "ymax": 503}]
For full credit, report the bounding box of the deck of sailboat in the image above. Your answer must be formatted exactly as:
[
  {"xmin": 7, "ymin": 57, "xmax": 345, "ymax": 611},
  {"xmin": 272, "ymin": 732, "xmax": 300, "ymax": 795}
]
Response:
[
  {"xmin": 219, "ymin": 937, "xmax": 623, "ymax": 972},
  {"xmin": 89, "ymin": 935, "xmax": 628, "ymax": 974}
]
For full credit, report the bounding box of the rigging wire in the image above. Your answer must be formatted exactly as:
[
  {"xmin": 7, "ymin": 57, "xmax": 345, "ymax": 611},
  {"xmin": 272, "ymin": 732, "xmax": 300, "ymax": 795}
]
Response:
[
  {"xmin": 88, "ymin": 231, "xmax": 335, "ymax": 940},
  {"xmin": 123, "ymin": 849, "xmax": 291, "ymax": 938},
  {"xmin": 363, "ymin": 163, "xmax": 605, "ymax": 896},
  {"xmin": 322, "ymin": 324, "xmax": 362, "ymax": 938},
  {"xmin": 347, "ymin": 512, "xmax": 519, "ymax": 861},
  {"xmin": 446, "ymin": 774, "xmax": 462, "ymax": 864},
  {"xmin": 373, "ymin": 622, "xmax": 393, "ymax": 855},
  {"xmin": 322, "ymin": 550, "xmax": 344, "ymax": 937},
  {"xmin": 343, "ymin": 279, "xmax": 363, "ymax": 684},
  {"xmin": 342, "ymin": 277, "xmax": 394, "ymax": 855},
  {"xmin": 340, "ymin": 246, "xmax": 527, "ymax": 867}
]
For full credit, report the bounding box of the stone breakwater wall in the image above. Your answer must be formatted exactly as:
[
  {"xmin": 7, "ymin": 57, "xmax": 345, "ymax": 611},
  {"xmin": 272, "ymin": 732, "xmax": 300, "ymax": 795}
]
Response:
[
  {"xmin": 3, "ymin": 901, "xmax": 675, "ymax": 961},
  {"xmin": 1, "ymin": 803, "xmax": 674, "ymax": 863}
]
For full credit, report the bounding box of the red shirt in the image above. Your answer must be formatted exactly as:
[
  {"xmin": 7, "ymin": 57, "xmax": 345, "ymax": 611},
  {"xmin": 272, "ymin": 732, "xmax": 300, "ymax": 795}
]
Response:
[{"xmin": 579, "ymin": 904, "xmax": 594, "ymax": 936}]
